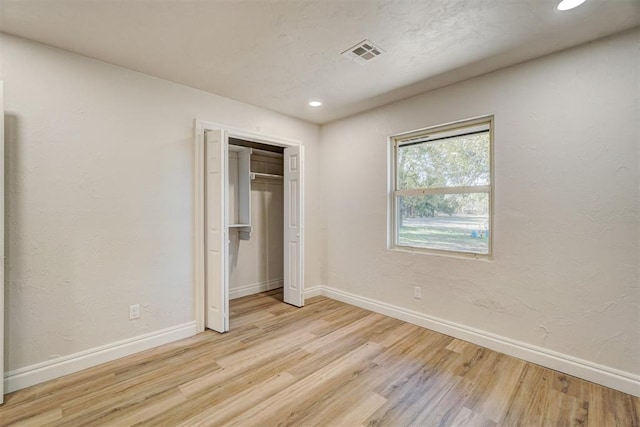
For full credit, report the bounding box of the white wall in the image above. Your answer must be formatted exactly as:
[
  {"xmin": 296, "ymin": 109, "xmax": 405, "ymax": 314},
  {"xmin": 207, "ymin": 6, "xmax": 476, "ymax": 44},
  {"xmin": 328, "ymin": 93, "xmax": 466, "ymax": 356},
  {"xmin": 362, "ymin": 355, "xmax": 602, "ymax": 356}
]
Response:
[
  {"xmin": 321, "ymin": 29, "xmax": 639, "ymax": 378},
  {"xmin": 0, "ymin": 33, "xmax": 321, "ymax": 373}
]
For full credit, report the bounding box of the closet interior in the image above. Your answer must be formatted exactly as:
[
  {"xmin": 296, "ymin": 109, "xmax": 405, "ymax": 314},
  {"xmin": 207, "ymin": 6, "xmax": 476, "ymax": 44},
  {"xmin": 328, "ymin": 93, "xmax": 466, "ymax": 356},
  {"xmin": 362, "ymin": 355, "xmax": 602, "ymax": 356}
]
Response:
[{"xmin": 227, "ymin": 137, "xmax": 285, "ymax": 303}]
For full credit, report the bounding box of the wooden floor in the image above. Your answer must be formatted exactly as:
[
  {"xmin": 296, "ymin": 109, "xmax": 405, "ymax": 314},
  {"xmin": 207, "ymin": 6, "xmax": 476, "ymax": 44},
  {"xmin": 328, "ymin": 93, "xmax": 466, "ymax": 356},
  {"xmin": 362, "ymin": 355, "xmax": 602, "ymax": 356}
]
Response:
[{"xmin": 2, "ymin": 291, "xmax": 639, "ymax": 426}]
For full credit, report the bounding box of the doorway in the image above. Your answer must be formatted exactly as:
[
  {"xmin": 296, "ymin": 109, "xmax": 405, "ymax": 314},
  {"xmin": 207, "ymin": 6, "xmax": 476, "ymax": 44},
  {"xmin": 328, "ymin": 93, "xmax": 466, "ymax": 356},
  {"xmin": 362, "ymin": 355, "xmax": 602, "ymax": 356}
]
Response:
[
  {"xmin": 227, "ymin": 137, "xmax": 283, "ymax": 301},
  {"xmin": 194, "ymin": 121, "xmax": 305, "ymax": 333}
]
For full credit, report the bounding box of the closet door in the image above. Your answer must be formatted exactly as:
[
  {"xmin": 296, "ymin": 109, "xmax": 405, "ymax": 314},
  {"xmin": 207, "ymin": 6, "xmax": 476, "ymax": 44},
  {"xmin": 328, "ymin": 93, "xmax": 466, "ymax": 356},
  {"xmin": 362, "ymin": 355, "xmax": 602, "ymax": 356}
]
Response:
[
  {"xmin": 283, "ymin": 145, "xmax": 304, "ymax": 307},
  {"xmin": 205, "ymin": 129, "xmax": 229, "ymax": 332}
]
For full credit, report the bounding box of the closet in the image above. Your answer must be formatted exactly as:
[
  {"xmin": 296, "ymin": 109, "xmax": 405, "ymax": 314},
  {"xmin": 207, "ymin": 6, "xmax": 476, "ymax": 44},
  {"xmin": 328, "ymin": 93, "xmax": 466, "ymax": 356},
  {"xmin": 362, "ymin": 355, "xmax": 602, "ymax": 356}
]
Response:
[
  {"xmin": 202, "ymin": 127, "xmax": 304, "ymax": 333},
  {"xmin": 227, "ymin": 138, "xmax": 285, "ymax": 301}
]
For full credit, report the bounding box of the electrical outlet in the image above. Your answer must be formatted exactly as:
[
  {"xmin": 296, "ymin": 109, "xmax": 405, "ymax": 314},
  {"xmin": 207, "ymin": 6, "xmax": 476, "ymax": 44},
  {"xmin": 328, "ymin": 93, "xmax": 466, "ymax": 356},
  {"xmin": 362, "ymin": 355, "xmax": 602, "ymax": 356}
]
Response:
[
  {"xmin": 129, "ymin": 304, "xmax": 140, "ymax": 320},
  {"xmin": 414, "ymin": 286, "xmax": 422, "ymax": 300}
]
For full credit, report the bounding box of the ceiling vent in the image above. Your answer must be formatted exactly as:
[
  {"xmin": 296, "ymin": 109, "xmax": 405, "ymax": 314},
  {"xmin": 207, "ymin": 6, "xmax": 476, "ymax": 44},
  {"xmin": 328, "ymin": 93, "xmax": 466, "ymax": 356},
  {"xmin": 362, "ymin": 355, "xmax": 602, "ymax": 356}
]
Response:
[{"xmin": 341, "ymin": 39, "xmax": 385, "ymax": 64}]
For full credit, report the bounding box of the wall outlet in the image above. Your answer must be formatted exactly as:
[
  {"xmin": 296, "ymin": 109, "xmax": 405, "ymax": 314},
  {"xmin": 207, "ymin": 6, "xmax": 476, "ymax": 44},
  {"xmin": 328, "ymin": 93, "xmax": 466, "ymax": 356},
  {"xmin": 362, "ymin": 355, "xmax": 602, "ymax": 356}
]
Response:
[
  {"xmin": 129, "ymin": 304, "xmax": 140, "ymax": 320},
  {"xmin": 414, "ymin": 286, "xmax": 422, "ymax": 300}
]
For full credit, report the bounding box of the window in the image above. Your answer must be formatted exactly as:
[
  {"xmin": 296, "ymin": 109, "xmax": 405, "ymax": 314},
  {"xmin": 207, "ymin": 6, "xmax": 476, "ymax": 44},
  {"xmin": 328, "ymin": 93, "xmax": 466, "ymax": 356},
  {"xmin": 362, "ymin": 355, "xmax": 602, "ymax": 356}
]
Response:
[{"xmin": 389, "ymin": 116, "xmax": 493, "ymax": 257}]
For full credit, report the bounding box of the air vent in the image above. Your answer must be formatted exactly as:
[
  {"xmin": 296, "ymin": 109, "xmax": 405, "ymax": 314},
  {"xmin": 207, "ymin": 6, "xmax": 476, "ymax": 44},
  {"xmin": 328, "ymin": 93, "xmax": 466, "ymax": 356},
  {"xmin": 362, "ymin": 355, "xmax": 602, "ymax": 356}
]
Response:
[{"xmin": 341, "ymin": 39, "xmax": 385, "ymax": 64}]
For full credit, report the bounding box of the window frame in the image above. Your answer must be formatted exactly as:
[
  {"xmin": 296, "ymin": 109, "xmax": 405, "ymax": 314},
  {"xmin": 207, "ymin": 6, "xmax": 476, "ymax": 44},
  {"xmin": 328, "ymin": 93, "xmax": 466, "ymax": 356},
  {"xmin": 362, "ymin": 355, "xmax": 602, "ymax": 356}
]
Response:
[{"xmin": 388, "ymin": 115, "xmax": 494, "ymax": 259}]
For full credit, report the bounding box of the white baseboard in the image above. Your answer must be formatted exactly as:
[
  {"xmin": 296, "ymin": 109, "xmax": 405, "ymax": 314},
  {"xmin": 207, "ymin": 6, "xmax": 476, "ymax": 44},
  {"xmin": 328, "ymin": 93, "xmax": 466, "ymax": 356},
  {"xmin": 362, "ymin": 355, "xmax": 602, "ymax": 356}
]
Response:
[
  {"xmin": 304, "ymin": 285, "xmax": 323, "ymax": 298},
  {"xmin": 230, "ymin": 279, "xmax": 283, "ymax": 300},
  {"xmin": 4, "ymin": 321, "xmax": 197, "ymax": 394},
  {"xmin": 317, "ymin": 285, "xmax": 640, "ymax": 397}
]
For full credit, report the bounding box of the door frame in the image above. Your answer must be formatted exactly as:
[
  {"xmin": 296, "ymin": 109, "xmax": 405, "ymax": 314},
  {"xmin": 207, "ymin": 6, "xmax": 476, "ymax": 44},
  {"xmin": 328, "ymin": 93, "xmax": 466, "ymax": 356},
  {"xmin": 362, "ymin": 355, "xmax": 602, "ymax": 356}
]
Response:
[
  {"xmin": 194, "ymin": 119, "xmax": 303, "ymax": 333},
  {"xmin": 1, "ymin": 81, "xmax": 5, "ymax": 402}
]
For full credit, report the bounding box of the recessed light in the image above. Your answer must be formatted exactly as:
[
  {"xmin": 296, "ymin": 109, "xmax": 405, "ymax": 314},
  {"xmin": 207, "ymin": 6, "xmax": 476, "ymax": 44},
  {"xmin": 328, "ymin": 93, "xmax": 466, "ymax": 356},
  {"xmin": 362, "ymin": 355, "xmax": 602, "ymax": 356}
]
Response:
[
  {"xmin": 557, "ymin": 0, "xmax": 586, "ymax": 11},
  {"xmin": 308, "ymin": 100, "xmax": 322, "ymax": 107}
]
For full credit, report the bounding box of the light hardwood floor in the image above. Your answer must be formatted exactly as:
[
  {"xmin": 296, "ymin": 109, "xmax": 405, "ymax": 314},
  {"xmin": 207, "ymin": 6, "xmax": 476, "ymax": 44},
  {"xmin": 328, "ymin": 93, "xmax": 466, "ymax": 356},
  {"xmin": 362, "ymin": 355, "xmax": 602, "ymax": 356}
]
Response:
[{"xmin": 2, "ymin": 290, "xmax": 639, "ymax": 426}]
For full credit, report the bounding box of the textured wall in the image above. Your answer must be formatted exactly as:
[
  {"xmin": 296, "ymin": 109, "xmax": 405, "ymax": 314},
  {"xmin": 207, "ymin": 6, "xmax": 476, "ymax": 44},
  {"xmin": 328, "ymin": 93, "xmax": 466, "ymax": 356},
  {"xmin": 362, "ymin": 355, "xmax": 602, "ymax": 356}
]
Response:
[
  {"xmin": 320, "ymin": 30, "xmax": 640, "ymax": 376},
  {"xmin": 0, "ymin": 34, "xmax": 320, "ymax": 371}
]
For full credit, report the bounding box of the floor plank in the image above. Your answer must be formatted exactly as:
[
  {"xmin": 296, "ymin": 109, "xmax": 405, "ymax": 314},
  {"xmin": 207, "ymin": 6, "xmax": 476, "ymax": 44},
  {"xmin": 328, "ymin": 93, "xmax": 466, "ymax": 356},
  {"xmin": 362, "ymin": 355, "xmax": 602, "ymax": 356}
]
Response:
[{"xmin": 1, "ymin": 290, "xmax": 638, "ymax": 426}]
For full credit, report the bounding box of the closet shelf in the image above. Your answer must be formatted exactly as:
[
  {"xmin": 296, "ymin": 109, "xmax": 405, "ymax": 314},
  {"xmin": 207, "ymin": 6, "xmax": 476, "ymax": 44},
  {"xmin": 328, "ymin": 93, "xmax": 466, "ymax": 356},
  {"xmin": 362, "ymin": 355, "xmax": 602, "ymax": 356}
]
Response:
[{"xmin": 250, "ymin": 172, "xmax": 284, "ymax": 180}]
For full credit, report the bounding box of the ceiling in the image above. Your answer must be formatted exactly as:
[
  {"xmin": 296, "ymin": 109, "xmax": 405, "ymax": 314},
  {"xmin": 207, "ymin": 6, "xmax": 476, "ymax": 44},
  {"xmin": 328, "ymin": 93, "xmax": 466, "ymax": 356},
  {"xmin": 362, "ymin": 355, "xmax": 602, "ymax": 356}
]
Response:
[{"xmin": 1, "ymin": 0, "xmax": 638, "ymax": 124}]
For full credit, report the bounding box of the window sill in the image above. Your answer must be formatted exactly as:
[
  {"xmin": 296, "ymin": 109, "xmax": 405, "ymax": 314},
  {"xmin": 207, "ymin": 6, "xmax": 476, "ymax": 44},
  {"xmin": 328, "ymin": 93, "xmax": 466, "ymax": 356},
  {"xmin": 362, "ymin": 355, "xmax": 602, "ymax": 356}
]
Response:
[{"xmin": 388, "ymin": 245, "xmax": 493, "ymax": 261}]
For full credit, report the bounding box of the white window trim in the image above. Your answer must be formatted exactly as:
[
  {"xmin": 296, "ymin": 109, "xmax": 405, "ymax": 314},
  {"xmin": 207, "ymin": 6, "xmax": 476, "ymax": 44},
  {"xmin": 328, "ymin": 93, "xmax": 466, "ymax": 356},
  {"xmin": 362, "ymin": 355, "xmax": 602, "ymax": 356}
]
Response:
[{"xmin": 387, "ymin": 115, "xmax": 495, "ymax": 259}]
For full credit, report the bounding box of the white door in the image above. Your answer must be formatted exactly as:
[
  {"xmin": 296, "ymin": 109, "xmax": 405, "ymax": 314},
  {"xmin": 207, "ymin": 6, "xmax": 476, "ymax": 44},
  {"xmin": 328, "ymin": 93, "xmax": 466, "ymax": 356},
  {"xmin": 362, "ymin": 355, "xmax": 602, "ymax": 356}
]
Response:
[
  {"xmin": 283, "ymin": 145, "xmax": 304, "ymax": 307},
  {"xmin": 205, "ymin": 129, "xmax": 229, "ymax": 332},
  {"xmin": 0, "ymin": 82, "xmax": 5, "ymax": 403}
]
